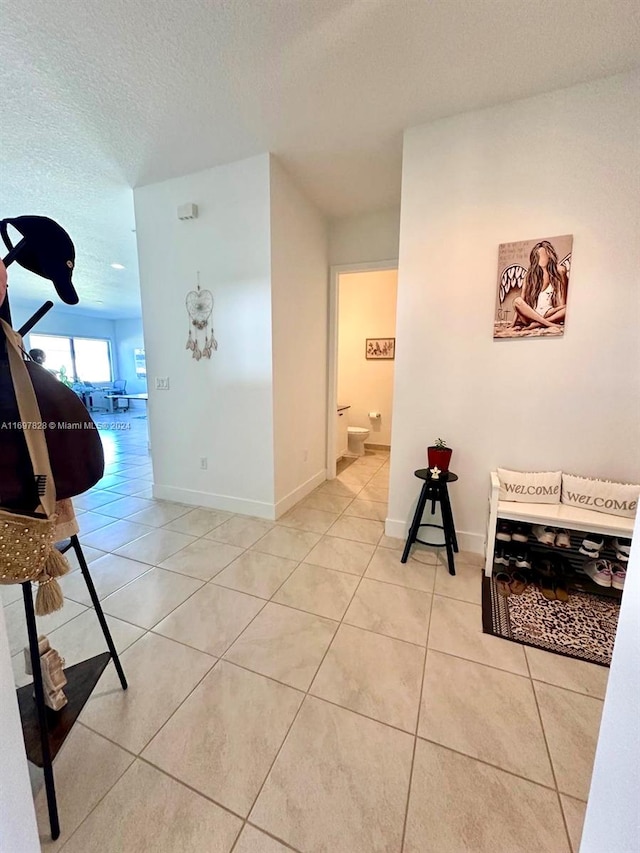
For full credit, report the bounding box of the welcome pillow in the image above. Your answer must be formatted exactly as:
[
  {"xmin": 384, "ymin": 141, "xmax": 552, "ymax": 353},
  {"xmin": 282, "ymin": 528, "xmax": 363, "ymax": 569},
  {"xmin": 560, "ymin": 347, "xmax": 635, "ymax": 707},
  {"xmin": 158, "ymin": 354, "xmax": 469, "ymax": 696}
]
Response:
[
  {"xmin": 562, "ymin": 474, "xmax": 639, "ymax": 518},
  {"xmin": 497, "ymin": 468, "xmax": 562, "ymax": 503}
]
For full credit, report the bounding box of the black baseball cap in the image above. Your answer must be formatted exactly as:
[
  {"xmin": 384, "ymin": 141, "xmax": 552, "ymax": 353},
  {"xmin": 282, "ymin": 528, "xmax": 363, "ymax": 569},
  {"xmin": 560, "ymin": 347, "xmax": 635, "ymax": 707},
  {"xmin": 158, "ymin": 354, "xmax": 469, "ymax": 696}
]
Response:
[{"xmin": 0, "ymin": 215, "xmax": 78, "ymax": 304}]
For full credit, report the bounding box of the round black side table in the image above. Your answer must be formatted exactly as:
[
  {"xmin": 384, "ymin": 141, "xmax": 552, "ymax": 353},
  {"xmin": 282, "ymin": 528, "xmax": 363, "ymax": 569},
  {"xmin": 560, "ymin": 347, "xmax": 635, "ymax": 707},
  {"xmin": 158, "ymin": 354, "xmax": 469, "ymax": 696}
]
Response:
[{"xmin": 401, "ymin": 469, "xmax": 459, "ymax": 574}]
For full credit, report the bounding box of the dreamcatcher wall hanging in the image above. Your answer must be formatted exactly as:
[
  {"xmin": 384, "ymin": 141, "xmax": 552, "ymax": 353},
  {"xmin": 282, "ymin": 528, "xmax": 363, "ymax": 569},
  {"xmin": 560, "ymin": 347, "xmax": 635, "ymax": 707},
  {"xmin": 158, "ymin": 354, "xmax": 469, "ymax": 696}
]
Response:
[{"xmin": 185, "ymin": 272, "xmax": 218, "ymax": 360}]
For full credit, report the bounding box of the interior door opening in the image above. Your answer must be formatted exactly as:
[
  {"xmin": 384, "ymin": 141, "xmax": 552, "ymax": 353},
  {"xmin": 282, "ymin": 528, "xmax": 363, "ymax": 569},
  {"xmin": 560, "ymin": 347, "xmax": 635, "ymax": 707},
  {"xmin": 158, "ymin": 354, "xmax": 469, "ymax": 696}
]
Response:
[{"xmin": 327, "ymin": 260, "xmax": 399, "ymax": 479}]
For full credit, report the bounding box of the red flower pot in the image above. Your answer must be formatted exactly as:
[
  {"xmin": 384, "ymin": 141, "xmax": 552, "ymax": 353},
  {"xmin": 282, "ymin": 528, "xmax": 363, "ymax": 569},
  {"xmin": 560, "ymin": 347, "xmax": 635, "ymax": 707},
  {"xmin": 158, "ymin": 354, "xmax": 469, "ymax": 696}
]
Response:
[{"xmin": 427, "ymin": 446, "xmax": 452, "ymax": 473}]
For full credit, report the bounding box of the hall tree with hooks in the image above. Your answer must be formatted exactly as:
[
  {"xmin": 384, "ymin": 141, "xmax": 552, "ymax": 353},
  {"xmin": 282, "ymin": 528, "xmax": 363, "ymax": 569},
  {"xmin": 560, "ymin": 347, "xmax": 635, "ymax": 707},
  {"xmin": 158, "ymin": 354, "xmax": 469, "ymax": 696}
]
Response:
[{"xmin": 0, "ymin": 215, "xmax": 129, "ymax": 842}]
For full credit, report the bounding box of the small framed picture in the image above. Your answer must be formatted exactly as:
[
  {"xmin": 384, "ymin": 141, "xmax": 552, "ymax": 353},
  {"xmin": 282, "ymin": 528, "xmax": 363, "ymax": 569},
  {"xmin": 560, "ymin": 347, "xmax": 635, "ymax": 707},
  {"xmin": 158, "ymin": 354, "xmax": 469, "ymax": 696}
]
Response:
[{"xmin": 365, "ymin": 338, "xmax": 395, "ymax": 359}]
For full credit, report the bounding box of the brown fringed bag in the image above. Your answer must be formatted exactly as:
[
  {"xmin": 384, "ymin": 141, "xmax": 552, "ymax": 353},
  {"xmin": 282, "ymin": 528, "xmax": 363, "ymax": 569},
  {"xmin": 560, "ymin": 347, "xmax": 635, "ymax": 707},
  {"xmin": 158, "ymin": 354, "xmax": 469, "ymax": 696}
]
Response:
[{"xmin": 0, "ymin": 319, "xmax": 70, "ymax": 615}]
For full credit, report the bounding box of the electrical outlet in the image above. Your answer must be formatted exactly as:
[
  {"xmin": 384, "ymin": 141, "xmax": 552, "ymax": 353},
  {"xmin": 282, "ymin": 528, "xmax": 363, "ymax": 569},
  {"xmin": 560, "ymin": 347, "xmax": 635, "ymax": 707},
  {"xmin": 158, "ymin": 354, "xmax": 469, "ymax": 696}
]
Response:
[
  {"xmin": 199, "ymin": 457, "xmax": 208, "ymax": 470},
  {"xmin": 155, "ymin": 377, "xmax": 170, "ymax": 391}
]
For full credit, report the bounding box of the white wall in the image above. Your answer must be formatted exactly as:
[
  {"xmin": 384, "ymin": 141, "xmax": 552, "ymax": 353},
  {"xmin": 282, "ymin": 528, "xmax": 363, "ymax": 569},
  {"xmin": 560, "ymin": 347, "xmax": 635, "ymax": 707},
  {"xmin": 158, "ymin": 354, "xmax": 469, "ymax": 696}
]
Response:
[
  {"xmin": 389, "ymin": 71, "xmax": 640, "ymax": 551},
  {"xmin": 338, "ymin": 270, "xmax": 397, "ymax": 446},
  {"xmin": 329, "ymin": 207, "xmax": 400, "ymax": 266},
  {"xmin": 114, "ymin": 317, "xmax": 147, "ymax": 401},
  {"xmin": 270, "ymin": 156, "xmax": 329, "ymax": 513},
  {"xmin": 0, "ymin": 607, "xmax": 40, "ymax": 853},
  {"xmin": 581, "ymin": 511, "xmax": 640, "ymax": 851},
  {"xmin": 134, "ymin": 154, "xmax": 276, "ymax": 516}
]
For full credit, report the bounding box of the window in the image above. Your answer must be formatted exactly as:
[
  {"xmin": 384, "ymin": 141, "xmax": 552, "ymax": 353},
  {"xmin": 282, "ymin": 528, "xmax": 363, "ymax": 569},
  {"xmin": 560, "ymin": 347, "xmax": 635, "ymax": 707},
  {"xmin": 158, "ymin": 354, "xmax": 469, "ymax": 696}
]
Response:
[
  {"xmin": 134, "ymin": 348, "xmax": 146, "ymax": 379},
  {"xmin": 29, "ymin": 334, "xmax": 113, "ymax": 384},
  {"xmin": 29, "ymin": 334, "xmax": 74, "ymax": 379},
  {"xmin": 74, "ymin": 338, "xmax": 112, "ymax": 383}
]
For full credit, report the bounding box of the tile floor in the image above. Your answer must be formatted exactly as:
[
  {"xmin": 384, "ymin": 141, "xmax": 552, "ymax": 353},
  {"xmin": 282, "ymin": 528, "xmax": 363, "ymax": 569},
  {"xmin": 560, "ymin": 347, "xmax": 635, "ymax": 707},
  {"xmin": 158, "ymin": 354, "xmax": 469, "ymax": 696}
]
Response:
[{"xmin": 2, "ymin": 415, "xmax": 607, "ymax": 852}]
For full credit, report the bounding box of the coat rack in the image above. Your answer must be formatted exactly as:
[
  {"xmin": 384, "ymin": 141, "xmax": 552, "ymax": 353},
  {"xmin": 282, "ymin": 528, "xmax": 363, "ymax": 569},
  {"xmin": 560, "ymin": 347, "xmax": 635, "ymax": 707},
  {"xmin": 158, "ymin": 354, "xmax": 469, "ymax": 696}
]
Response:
[{"xmin": 1, "ymin": 219, "xmax": 128, "ymax": 841}]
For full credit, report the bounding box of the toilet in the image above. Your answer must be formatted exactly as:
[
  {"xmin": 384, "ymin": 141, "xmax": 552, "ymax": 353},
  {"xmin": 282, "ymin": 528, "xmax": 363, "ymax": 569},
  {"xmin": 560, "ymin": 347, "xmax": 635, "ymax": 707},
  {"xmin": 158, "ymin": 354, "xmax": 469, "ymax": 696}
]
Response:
[{"xmin": 347, "ymin": 426, "xmax": 370, "ymax": 457}]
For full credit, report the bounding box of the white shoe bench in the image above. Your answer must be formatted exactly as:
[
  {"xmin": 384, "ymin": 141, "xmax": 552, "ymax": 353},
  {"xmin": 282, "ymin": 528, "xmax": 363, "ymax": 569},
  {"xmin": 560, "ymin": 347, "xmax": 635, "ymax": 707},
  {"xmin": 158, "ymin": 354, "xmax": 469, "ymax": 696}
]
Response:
[{"xmin": 485, "ymin": 471, "xmax": 634, "ymax": 579}]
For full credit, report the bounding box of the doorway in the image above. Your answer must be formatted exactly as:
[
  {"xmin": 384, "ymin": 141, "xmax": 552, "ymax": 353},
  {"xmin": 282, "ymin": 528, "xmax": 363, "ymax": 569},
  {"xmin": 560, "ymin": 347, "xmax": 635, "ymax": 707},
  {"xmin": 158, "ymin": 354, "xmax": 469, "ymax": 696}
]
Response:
[{"xmin": 327, "ymin": 260, "xmax": 399, "ymax": 479}]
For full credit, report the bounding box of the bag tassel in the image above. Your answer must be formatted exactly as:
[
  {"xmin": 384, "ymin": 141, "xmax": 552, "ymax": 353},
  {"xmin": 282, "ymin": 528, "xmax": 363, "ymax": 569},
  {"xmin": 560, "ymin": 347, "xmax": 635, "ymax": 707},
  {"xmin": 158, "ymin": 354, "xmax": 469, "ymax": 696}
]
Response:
[
  {"xmin": 35, "ymin": 576, "xmax": 64, "ymax": 616},
  {"xmin": 46, "ymin": 547, "xmax": 71, "ymax": 579},
  {"xmin": 34, "ymin": 551, "xmax": 70, "ymax": 616}
]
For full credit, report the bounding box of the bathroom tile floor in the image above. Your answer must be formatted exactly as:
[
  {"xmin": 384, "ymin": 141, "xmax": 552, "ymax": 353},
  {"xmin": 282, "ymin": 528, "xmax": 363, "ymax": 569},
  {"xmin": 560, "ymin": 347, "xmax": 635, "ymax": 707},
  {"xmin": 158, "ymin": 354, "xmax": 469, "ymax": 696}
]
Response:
[{"xmin": 4, "ymin": 415, "xmax": 606, "ymax": 852}]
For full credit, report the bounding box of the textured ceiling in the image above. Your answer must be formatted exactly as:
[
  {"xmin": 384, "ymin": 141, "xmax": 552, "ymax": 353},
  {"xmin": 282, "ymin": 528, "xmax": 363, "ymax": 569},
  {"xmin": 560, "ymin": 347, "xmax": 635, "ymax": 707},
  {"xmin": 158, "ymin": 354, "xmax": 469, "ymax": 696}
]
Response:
[{"xmin": 1, "ymin": 0, "xmax": 638, "ymax": 317}]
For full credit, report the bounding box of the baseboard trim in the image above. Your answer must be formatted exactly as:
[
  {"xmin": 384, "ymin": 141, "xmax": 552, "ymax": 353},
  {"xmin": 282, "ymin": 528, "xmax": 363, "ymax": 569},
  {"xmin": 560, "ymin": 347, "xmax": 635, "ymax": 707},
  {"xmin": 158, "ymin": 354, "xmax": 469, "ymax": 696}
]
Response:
[
  {"xmin": 384, "ymin": 518, "xmax": 485, "ymax": 555},
  {"xmin": 384, "ymin": 518, "xmax": 408, "ymax": 541},
  {"xmin": 274, "ymin": 470, "xmax": 327, "ymax": 518},
  {"xmin": 365, "ymin": 443, "xmax": 390, "ymax": 451},
  {"xmin": 152, "ymin": 484, "xmax": 277, "ymax": 520}
]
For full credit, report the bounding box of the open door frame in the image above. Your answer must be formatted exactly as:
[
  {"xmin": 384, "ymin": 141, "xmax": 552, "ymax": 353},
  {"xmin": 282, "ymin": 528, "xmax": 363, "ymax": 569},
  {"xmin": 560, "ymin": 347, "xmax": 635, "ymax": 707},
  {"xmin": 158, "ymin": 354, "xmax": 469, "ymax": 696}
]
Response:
[{"xmin": 326, "ymin": 259, "xmax": 399, "ymax": 479}]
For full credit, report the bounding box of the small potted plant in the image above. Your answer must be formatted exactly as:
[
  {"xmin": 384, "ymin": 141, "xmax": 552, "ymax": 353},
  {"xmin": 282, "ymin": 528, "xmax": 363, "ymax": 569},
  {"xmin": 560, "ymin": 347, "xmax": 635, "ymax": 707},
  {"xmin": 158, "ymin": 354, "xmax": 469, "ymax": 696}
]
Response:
[{"xmin": 427, "ymin": 438, "xmax": 452, "ymax": 472}]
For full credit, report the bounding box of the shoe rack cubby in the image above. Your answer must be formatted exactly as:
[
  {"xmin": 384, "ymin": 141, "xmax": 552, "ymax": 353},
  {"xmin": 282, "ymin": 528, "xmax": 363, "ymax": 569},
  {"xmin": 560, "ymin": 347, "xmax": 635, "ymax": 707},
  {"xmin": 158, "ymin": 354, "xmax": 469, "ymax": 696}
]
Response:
[{"xmin": 485, "ymin": 472, "xmax": 634, "ymax": 598}]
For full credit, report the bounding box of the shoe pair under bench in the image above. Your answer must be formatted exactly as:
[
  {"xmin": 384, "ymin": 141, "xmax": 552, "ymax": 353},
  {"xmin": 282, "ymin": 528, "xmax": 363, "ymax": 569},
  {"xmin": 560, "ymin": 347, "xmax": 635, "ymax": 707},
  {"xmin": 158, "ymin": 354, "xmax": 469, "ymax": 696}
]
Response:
[{"xmin": 497, "ymin": 520, "xmax": 572, "ymax": 549}]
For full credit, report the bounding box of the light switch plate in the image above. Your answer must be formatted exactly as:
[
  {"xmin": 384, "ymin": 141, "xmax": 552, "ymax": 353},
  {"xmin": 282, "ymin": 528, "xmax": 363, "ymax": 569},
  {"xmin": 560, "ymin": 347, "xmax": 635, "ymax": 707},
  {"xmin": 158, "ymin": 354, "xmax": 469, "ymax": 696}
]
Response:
[{"xmin": 155, "ymin": 377, "xmax": 170, "ymax": 390}]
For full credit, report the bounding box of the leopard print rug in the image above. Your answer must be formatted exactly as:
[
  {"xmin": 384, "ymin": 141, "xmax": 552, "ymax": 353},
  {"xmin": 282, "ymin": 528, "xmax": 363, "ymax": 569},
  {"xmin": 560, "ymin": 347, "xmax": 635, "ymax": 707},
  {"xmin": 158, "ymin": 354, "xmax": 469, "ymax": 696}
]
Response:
[{"xmin": 482, "ymin": 577, "xmax": 618, "ymax": 667}]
